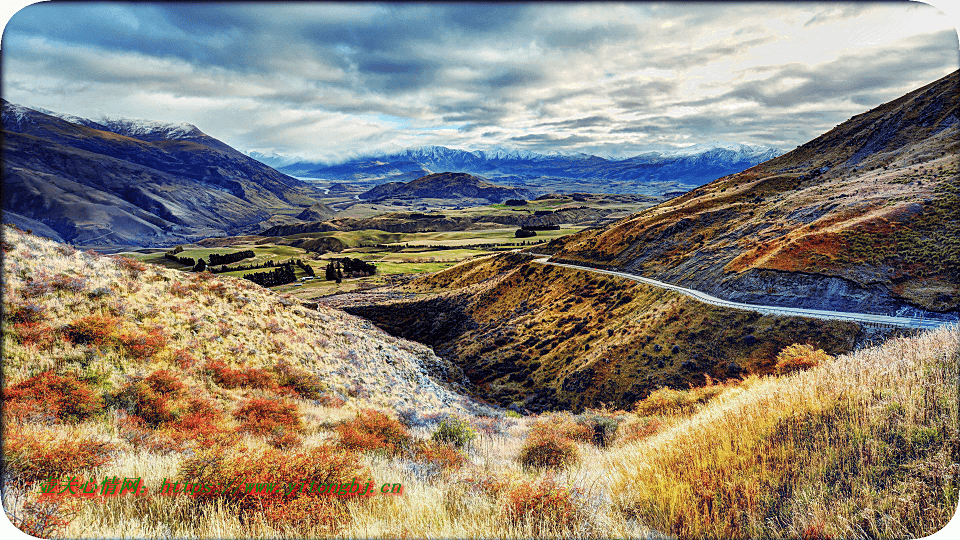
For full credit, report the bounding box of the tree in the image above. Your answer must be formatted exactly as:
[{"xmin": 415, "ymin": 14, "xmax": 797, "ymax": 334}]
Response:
[{"xmin": 193, "ymin": 258, "xmax": 207, "ymax": 272}]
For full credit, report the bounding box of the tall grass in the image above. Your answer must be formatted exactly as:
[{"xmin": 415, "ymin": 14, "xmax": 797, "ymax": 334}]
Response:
[{"xmin": 608, "ymin": 324, "xmax": 960, "ymax": 539}]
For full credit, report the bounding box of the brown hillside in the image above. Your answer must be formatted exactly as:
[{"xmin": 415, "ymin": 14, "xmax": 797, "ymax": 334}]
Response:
[
  {"xmin": 546, "ymin": 70, "xmax": 960, "ymax": 314},
  {"xmin": 343, "ymin": 253, "xmax": 860, "ymax": 412}
]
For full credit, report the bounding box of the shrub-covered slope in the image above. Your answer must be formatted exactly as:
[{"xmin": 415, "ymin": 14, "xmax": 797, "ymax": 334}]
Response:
[{"xmin": 344, "ymin": 253, "xmax": 860, "ymax": 412}]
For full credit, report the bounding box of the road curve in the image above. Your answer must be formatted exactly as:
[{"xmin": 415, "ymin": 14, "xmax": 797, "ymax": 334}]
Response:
[{"xmin": 532, "ymin": 257, "xmax": 949, "ymax": 330}]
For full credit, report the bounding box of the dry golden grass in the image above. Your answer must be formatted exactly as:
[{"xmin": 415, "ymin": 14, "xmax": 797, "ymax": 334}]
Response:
[{"xmin": 2, "ymin": 225, "xmax": 958, "ymax": 539}]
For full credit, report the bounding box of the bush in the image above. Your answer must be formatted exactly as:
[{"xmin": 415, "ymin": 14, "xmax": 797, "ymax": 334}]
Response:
[
  {"xmin": 501, "ymin": 476, "xmax": 585, "ymax": 531},
  {"xmin": 113, "ymin": 256, "xmax": 147, "ymax": 276},
  {"xmin": 414, "ymin": 440, "xmax": 468, "ymax": 471},
  {"xmin": 431, "ymin": 416, "xmax": 478, "ymax": 450},
  {"xmin": 63, "ymin": 314, "xmax": 120, "ymax": 348},
  {"xmin": 335, "ymin": 409, "xmax": 410, "ymax": 456},
  {"xmin": 634, "ymin": 383, "xmax": 728, "ymax": 416},
  {"xmin": 119, "ymin": 327, "xmax": 167, "ymax": 360},
  {"xmin": 6, "ymin": 302, "xmax": 45, "ymax": 323},
  {"xmin": 574, "ymin": 411, "xmax": 621, "ymax": 447},
  {"xmin": 10, "ymin": 322, "xmax": 57, "ymax": 350},
  {"xmin": 775, "ymin": 343, "xmax": 833, "ymax": 375},
  {"xmin": 273, "ymin": 360, "xmax": 324, "ymax": 399},
  {"xmin": 115, "ymin": 380, "xmax": 180, "ymax": 427},
  {"xmin": 234, "ymin": 397, "xmax": 303, "ymax": 436},
  {"xmin": 616, "ymin": 416, "xmax": 668, "ymax": 445},
  {"xmin": 517, "ymin": 432, "xmax": 580, "ymax": 471},
  {"xmin": 178, "ymin": 442, "xmax": 366, "ymax": 529},
  {"xmin": 204, "ymin": 359, "xmax": 277, "ymax": 390},
  {"xmin": 143, "ymin": 369, "xmax": 185, "ymax": 396},
  {"xmin": 4, "ymin": 371, "xmax": 104, "ymax": 423},
  {"xmin": 4, "ymin": 429, "xmax": 116, "ymax": 483}
]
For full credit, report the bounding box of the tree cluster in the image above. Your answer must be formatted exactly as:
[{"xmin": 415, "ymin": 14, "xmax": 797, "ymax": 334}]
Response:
[
  {"xmin": 243, "ymin": 262, "xmax": 297, "ymax": 288},
  {"xmin": 164, "ymin": 253, "xmax": 197, "ymax": 267},
  {"xmin": 208, "ymin": 250, "xmax": 255, "ymax": 266},
  {"xmin": 324, "ymin": 258, "xmax": 376, "ymax": 283}
]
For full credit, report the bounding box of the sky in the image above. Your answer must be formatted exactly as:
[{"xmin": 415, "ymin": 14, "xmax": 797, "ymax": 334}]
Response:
[{"xmin": 1, "ymin": 1, "xmax": 958, "ymax": 164}]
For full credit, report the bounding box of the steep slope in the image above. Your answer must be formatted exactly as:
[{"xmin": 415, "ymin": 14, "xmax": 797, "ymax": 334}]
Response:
[
  {"xmin": 0, "ymin": 224, "xmax": 487, "ymax": 419},
  {"xmin": 359, "ymin": 172, "xmax": 534, "ymax": 203},
  {"xmin": 342, "ymin": 253, "xmax": 859, "ymax": 412},
  {"xmin": 1, "ymin": 102, "xmax": 323, "ymax": 247},
  {"xmin": 546, "ymin": 70, "xmax": 960, "ymax": 315}
]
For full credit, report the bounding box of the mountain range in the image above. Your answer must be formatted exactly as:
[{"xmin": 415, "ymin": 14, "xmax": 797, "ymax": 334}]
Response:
[
  {"xmin": 1, "ymin": 100, "xmax": 323, "ymax": 247},
  {"xmin": 278, "ymin": 143, "xmax": 782, "ymax": 195}
]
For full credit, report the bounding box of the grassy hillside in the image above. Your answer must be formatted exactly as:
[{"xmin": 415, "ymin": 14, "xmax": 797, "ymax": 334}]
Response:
[
  {"xmin": 344, "ymin": 253, "xmax": 860, "ymax": 411},
  {"xmin": 547, "ymin": 70, "xmax": 960, "ymax": 314},
  {"xmin": 1, "ymin": 225, "xmax": 957, "ymax": 538}
]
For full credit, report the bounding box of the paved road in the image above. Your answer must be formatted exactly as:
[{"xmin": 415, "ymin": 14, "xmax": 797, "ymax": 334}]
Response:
[{"xmin": 533, "ymin": 257, "xmax": 950, "ymax": 330}]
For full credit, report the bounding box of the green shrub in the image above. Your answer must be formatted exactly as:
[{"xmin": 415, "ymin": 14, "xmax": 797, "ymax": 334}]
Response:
[{"xmin": 431, "ymin": 416, "xmax": 478, "ymax": 450}]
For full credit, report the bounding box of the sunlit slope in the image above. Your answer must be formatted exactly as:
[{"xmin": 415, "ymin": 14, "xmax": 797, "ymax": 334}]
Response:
[{"xmin": 547, "ymin": 70, "xmax": 959, "ymax": 314}]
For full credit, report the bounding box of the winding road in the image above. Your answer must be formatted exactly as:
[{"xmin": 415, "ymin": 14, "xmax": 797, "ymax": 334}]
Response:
[{"xmin": 532, "ymin": 257, "xmax": 951, "ymax": 330}]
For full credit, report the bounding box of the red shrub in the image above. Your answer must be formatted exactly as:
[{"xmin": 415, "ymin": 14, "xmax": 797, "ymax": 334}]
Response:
[
  {"xmin": 204, "ymin": 359, "xmax": 277, "ymax": 390},
  {"xmin": 234, "ymin": 397, "xmax": 303, "ymax": 436},
  {"xmin": 10, "ymin": 322, "xmax": 57, "ymax": 350},
  {"xmin": 169, "ymin": 396, "xmax": 224, "ymax": 441},
  {"xmin": 49, "ymin": 274, "xmax": 86, "ymax": 293},
  {"xmin": 6, "ymin": 301, "xmax": 45, "ymax": 323},
  {"xmin": 318, "ymin": 393, "xmax": 346, "ymax": 408},
  {"xmin": 178, "ymin": 443, "xmax": 367, "ymax": 520},
  {"xmin": 4, "ymin": 429, "xmax": 116, "ymax": 483},
  {"xmin": 268, "ymin": 430, "xmax": 304, "ymax": 450},
  {"xmin": 335, "ymin": 409, "xmax": 410, "ymax": 456},
  {"xmin": 9, "ymin": 495, "xmax": 81, "ymax": 538},
  {"xmin": 144, "ymin": 370, "xmax": 185, "ymax": 396},
  {"xmin": 173, "ymin": 349, "xmax": 198, "ymax": 369},
  {"xmin": 263, "ymin": 494, "xmax": 346, "ymax": 531},
  {"xmin": 115, "ymin": 380, "xmax": 179, "ymax": 427},
  {"xmin": 4, "ymin": 371, "xmax": 104, "ymax": 423},
  {"xmin": 63, "ymin": 314, "xmax": 120, "ymax": 348},
  {"xmin": 119, "ymin": 327, "xmax": 167, "ymax": 360},
  {"xmin": 530, "ymin": 414, "xmax": 593, "ymax": 443},
  {"xmin": 501, "ymin": 476, "xmax": 585, "ymax": 530}
]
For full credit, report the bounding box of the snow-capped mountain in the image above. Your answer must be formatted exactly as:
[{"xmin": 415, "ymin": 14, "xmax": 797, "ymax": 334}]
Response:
[
  {"xmin": 32, "ymin": 106, "xmax": 205, "ymax": 142},
  {"xmin": 277, "ymin": 143, "xmax": 784, "ymax": 195}
]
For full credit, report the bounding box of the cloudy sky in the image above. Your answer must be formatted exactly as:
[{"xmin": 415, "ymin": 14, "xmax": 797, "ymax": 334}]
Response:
[{"xmin": 1, "ymin": 2, "xmax": 958, "ymax": 163}]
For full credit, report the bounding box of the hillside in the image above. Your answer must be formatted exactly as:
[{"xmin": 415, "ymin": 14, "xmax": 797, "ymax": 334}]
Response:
[
  {"xmin": 545, "ymin": 70, "xmax": 960, "ymax": 315},
  {"xmin": 359, "ymin": 172, "xmax": 534, "ymax": 203},
  {"xmin": 1, "ymin": 102, "xmax": 323, "ymax": 248},
  {"xmin": 2, "ymin": 224, "xmax": 957, "ymax": 539},
  {"xmin": 341, "ymin": 253, "xmax": 860, "ymax": 412}
]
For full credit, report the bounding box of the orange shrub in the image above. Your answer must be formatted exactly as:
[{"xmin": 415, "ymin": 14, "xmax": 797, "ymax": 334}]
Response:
[
  {"xmin": 9, "ymin": 495, "xmax": 81, "ymax": 538},
  {"xmin": 4, "ymin": 429, "xmax": 116, "ymax": 483},
  {"xmin": 501, "ymin": 476, "xmax": 585, "ymax": 530},
  {"xmin": 178, "ymin": 443, "xmax": 367, "ymax": 519},
  {"xmin": 616, "ymin": 416, "xmax": 668, "ymax": 445},
  {"xmin": 172, "ymin": 348, "xmax": 198, "ymax": 369},
  {"xmin": 234, "ymin": 397, "xmax": 303, "ymax": 435},
  {"xmin": 119, "ymin": 327, "xmax": 167, "ymax": 360},
  {"xmin": 63, "ymin": 314, "xmax": 119, "ymax": 347},
  {"xmin": 775, "ymin": 343, "xmax": 833, "ymax": 375},
  {"xmin": 144, "ymin": 369, "xmax": 185, "ymax": 395},
  {"xmin": 517, "ymin": 432, "xmax": 580, "ymax": 471},
  {"xmin": 11, "ymin": 322, "xmax": 57, "ymax": 350},
  {"xmin": 4, "ymin": 371, "xmax": 104, "ymax": 422},
  {"xmin": 335, "ymin": 409, "xmax": 410, "ymax": 456},
  {"xmin": 204, "ymin": 359, "xmax": 277, "ymax": 390},
  {"xmin": 414, "ymin": 440, "xmax": 468, "ymax": 471},
  {"xmin": 115, "ymin": 380, "xmax": 179, "ymax": 427},
  {"xmin": 113, "ymin": 256, "xmax": 147, "ymax": 276}
]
